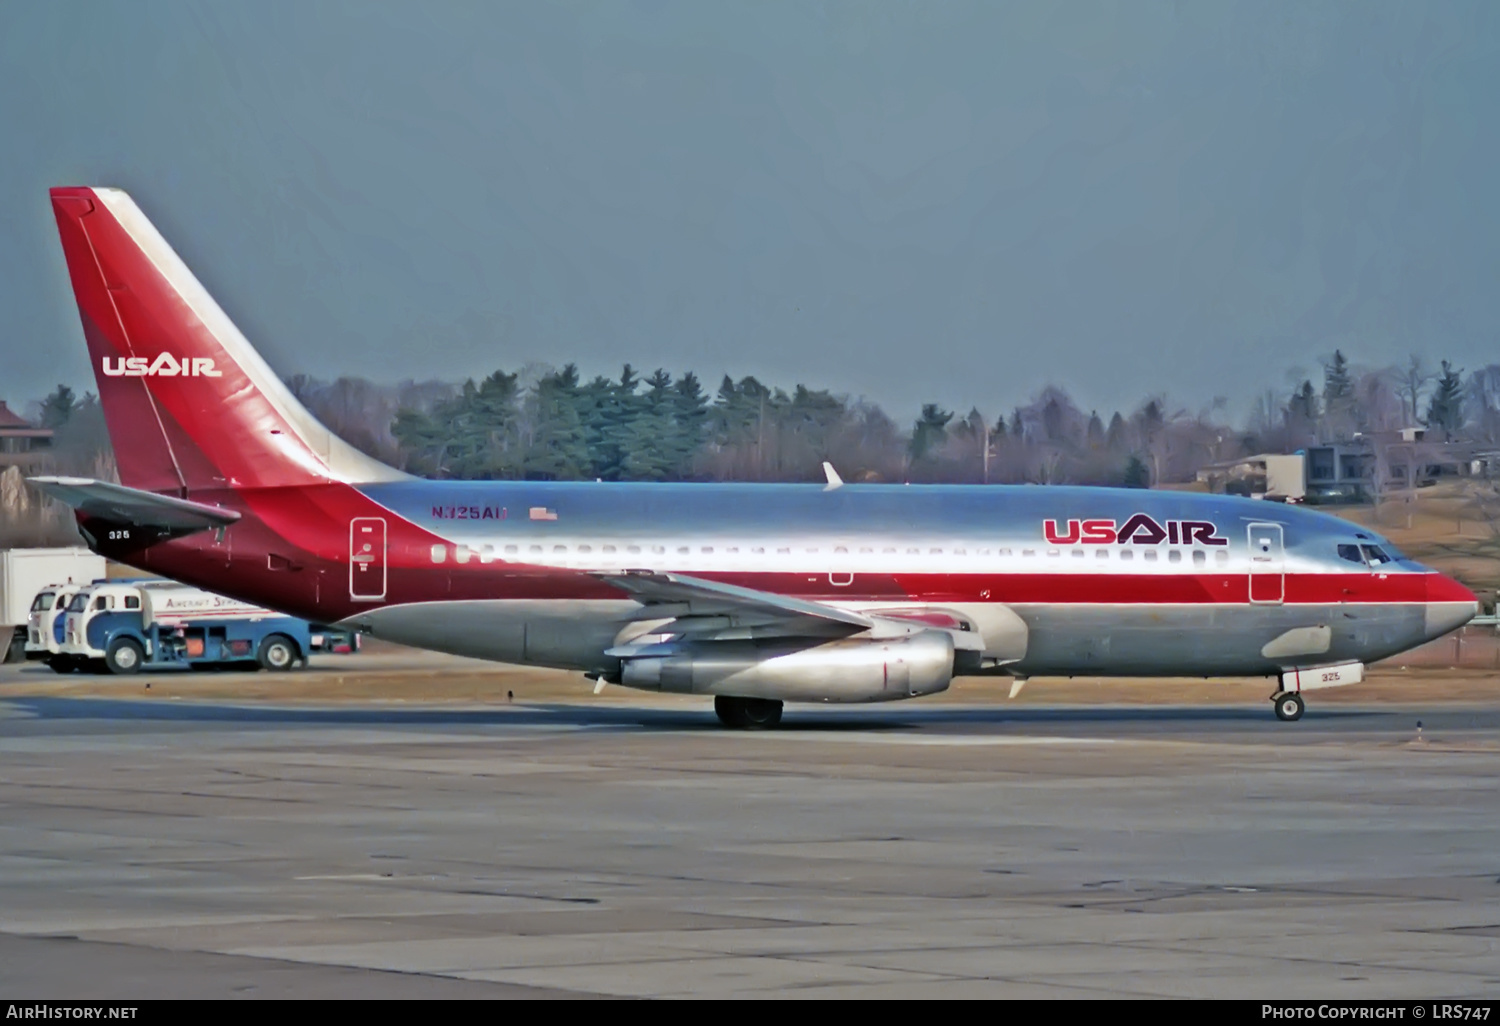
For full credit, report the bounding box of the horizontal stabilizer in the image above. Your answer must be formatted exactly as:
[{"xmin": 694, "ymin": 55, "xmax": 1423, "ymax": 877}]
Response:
[{"xmin": 28, "ymin": 476, "xmax": 241, "ymax": 532}]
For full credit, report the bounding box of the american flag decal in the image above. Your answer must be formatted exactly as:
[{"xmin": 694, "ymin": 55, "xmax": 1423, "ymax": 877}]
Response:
[{"xmin": 529, "ymin": 507, "xmax": 558, "ymax": 521}]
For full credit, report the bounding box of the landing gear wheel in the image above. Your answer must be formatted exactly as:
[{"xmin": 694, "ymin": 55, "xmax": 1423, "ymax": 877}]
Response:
[
  {"xmin": 714, "ymin": 695, "xmax": 784, "ymax": 730},
  {"xmin": 256, "ymin": 634, "xmax": 299, "ymax": 672},
  {"xmin": 104, "ymin": 638, "xmax": 144, "ymax": 676},
  {"xmin": 1274, "ymin": 693, "xmax": 1305, "ymax": 722}
]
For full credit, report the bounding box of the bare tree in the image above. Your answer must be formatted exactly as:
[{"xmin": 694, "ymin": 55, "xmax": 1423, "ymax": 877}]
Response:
[
  {"xmin": 1468, "ymin": 364, "xmax": 1500, "ymax": 444},
  {"xmin": 1396, "ymin": 354, "xmax": 1436, "ymax": 428},
  {"xmin": 1354, "ymin": 367, "xmax": 1405, "ymax": 434}
]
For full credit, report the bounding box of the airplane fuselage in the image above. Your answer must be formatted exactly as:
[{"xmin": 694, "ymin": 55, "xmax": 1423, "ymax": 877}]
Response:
[{"xmin": 96, "ymin": 478, "xmax": 1475, "ymax": 683}]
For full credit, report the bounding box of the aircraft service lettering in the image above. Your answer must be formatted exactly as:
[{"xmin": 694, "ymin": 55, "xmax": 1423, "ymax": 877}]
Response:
[{"xmin": 1043, "ymin": 515, "xmax": 1228, "ymax": 546}]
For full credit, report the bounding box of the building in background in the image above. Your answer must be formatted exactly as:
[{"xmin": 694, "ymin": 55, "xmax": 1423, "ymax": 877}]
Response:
[
  {"xmin": 0, "ymin": 402, "xmax": 51, "ymax": 472},
  {"xmin": 1198, "ymin": 432, "xmax": 1493, "ymax": 507},
  {"xmin": 1195, "ymin": 453, "xmax": 1307, "ymax": 503},
  {"xmin": 1302, "ymin": 443, "xmax": 1374, "ymax": 503}
]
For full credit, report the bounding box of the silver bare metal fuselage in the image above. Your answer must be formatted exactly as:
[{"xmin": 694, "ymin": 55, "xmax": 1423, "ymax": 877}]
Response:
[{"xmin": 344, "ymin": 481, "xmax": 1473, "ymax": 689}]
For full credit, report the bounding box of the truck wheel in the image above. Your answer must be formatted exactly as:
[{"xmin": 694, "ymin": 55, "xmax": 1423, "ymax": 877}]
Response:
[
  {"xmin": 105, "ymin": 638, "xmax": 145, "ymax": 675},
  {"xmin": 48, "ymin": 655, "xmax": 76, "ymax": 674},
  {"xmin": 257, "ymin": 634, "xmax": 298, "ymax": 672}
]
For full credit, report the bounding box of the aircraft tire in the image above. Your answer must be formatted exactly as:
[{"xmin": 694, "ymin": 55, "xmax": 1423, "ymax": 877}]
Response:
[
  {"xmin": 714, "ymin": 695, "xmax": 783, "ymax": 730},
  {"xmin": 1274, "ymin": 693, "xmax": 1304, "ymax": 722},
  {"xmin": 256, "ymin": 634, "xmax": 299, "ymax": 673},
  {"xmin": 104, "ymin": 638, "xmax": 144, "ymax": 676}
]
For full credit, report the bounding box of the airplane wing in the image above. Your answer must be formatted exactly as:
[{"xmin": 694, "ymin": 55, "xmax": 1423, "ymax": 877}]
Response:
[
  {"xmin": 28, "ymin": 476, "xmax": 241, "ymax": 532},
  {"xmin": 592, "ymin": 569, "xmax": 874, "ymax": 645}
]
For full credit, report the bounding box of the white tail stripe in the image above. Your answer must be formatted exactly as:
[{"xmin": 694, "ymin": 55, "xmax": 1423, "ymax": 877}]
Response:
[{"xmin": 89, "ymin": 188, "xmax": 406, "ymax": 484}]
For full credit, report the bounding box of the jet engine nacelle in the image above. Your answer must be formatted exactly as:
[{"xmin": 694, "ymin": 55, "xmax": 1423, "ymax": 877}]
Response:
[{"xmin": 619, "ymin": 630, "xmax": 955, "ymax": 703}]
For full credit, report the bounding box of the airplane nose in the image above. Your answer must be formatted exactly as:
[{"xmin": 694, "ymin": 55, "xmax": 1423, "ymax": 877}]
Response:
[{"xmin": 1424, "ymin": 572, "xmax": 1479, "ymax": 640}]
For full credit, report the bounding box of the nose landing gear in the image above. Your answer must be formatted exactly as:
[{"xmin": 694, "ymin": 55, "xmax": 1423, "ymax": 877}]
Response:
[
  {"xmin": 1270, "ymin": 663, "xmax": 1364, "ymax": 722},
  {"xmin": 1272, "ymin": 692, "xmax": 1305, "ymax": 722}
]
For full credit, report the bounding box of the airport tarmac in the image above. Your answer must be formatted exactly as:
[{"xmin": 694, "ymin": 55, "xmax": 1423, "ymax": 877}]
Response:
[{"xmin": 1, "ymin": 652, "xmax": 1498, "ymax": 998}]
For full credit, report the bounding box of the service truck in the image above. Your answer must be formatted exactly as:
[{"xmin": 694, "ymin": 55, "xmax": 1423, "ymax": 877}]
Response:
[
  {"xmin": 57, "ymin": 580, "xmax": 357, "ymax": 674},
  {"xmin": 1, "ymin": 548, "xmax": 107, "ymax": 664},
  {"xmin": 25, "ymin": 578, "xmax": 101, "ymax": 663}
]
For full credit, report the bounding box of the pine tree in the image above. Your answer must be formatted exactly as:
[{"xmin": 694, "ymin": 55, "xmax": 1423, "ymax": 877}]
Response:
[
  {"xmin": 581, "ymin": 364, "xmax": 645, "ymax": 480},
  {"xmin": 1289, "ymin": 380, "xmax": 1318, "ymax": 422},
  {"xmin": 1322, "ymin": 350, "xmax": 1353, "ymax": 405},
  {"xmin": 1425, "ymin": 360, "xmax": 1465, "ymax": 439},
  {"xmin": 39, "ymin": 385, "xmax": 76, "ymax": 429},
  {"xmin": 1042, "ymin": 397, "xmax": 1066, "ymax": 443},
  {"xmin": 391, "ymin": 406, "xmax": 447, "ymax": 476},
  {"xmin": 1138, "ymin": 399, "xmax": 1164, "ymax": 436},
  {"xmin": 1122, "ymin": 454, "xmax": 1150, "ymax": 488},
  {"xmin": 670, "ymin": 371, "xmax": 708, "ymax": 474},
  {"xmin": 622, "ymin": 369, "xmax": 678, "ymax": 480},
  {"xmin": 1105, "ymin": 411, "xmax": 1127, "ymax": 452},
  {"xmin": 910, "ymin": 404, "xmax": 953, "ymax": 462},
  {"xmin": 1086, "ymin": 411, "xmax": 1105, "ymax": 447},
  {"xmin": 393, "ymin": 372, "xmax": 522, "ymax": 479},
  {"xmin": 468, "ymin": 369, "xmax": 521, "ymax": 477},
  {"xmin": 524, "ymin": 367, "xmax": 590, "ymax": 479},
  {"xmin": 1321, "ymin": 349, "xmax": 1356, "ymax": 439}
]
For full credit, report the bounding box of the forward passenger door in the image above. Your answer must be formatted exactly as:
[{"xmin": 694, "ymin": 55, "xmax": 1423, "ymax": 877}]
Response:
[{"xmin": 1247, "ymin": 523, "xmax": 1284, "ymax": 605}]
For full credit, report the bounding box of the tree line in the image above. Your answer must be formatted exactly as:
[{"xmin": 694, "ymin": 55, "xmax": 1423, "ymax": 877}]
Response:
[
  {"xmin": 10, "ymin": 351, "xmax": 1500, "ymax": 497},
  {"xmin": 290, "ymin": 350, "xmax": 1500, "ymax": 488}
]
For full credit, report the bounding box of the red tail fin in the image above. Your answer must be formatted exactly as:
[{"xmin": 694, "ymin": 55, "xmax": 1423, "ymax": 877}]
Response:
[{"xmin": 49, "ymin": 187, "xmax": 403, "ymax": 493}]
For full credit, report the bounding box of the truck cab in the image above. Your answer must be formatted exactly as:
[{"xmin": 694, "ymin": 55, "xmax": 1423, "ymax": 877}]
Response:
[{"xmin": 25, "ymin": 582, "xmax": 96, "ymax": 667}]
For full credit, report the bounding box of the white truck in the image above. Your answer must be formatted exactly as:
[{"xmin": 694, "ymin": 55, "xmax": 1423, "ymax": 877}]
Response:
[
  {"xmin": 25, "ymin": 578, "xmax": 102, "ymax": 663},
  {"xmin": 1, "ymin": 548, "xmax": 107, "ymax": 664}
]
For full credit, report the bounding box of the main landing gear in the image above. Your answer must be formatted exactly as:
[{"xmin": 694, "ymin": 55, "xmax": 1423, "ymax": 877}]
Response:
[
  {"xmin": 714, "ymin": 695, "xmax": 784, "ymax": 729},
  {"xmin": 1272, "ymin": 692, "xmax": 1305, "ymax": 722}
]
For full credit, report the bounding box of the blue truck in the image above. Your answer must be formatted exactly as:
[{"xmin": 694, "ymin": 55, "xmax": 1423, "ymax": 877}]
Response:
[{"xmin": 56, "ymin": 580, "xmax": 358, "ymax": 674}]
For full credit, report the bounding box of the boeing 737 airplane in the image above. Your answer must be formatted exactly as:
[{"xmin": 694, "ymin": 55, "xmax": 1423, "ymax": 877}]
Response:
[{"xmin": 32, "ymin": 187, "xmax": 1478, "ymax": 727}]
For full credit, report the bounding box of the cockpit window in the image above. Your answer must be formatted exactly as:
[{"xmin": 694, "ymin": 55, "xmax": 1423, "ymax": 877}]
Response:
[
  {"xmin": 1337, "ymin": 544, "xmax": 1364, "ymax": 565},
  {"xmin": 1361, "ymin": 544, "xmax": 1393, "ymax": 565}
]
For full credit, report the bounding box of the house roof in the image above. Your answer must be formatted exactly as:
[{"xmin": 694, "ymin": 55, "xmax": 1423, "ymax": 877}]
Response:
[{"xmin": 0, "ymin": 401, "xmax": 35, "ymax": 430}]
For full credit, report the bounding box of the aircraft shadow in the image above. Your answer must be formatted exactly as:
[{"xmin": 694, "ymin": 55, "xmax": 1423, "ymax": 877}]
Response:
[{"xmin": 0, "ymin": 695, "xmax": 1386, "ymax": 731}]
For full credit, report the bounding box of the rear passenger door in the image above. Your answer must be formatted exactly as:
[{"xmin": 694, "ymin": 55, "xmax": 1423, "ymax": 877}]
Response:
[{"xmin": 350, "ymin": 518, "xmax": 387, "ymax": 601}]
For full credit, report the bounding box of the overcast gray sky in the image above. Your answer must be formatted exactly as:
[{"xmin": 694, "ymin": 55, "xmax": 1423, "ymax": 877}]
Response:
[{"xmin": 0, "ymin": 1, "xmax": 1495, "ymax": 423}]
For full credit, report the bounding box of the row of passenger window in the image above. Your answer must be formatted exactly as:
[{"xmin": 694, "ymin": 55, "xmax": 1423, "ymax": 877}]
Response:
[{"xmin": 428, "ymin": 543, "xmax": 1232, "ymax": 565}]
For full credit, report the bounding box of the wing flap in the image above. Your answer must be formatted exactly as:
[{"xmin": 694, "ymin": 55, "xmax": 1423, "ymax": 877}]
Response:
[{"xmin": 593, "ymin": 570, "xmax": 874, "ymax": 636}]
